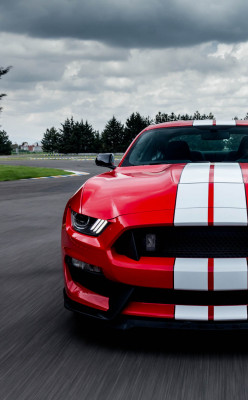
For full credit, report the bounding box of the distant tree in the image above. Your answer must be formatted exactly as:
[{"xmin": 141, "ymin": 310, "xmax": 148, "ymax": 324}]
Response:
[
  {"xmin": 101, "ymin": 116, "xmax": 125, "ymax": 152},
  {"xmin": 59, "ymin": 117, "xmax": 77, "ymax": 153},
  {"xmin": 123, "ymin": 112, "xmax": 150, "ymax": 146},
  {"xmin": 193, "ymin": 111, "xmax": 202, "ymax": 120},
  {"xmin": 41, "ymin": 127, "xmax": 61, "ymax": 153},
  {"xmin": 58, "ymin": 117, "xmax": 100, "ymax": 153},
  {"xmin": 155, "ymin": 111, "xmax": 215, "ymax": 122},
  {"xmin": 0, "ymin": 66, "xmax": 11, "ymax": 113},
  {"xmin": 0, "ymin": 130, "xmax": 12, "ymax": 155},
  {"xmin": 94, "ymin": 131, "xmax": 102, "ymax": 153},
  {"xmin": 193, "ymin": 111, "xmax": 215, "ymax": 120},
  {"xmin": 180, "ymin": 113, "xmax": 193, "ymax": 120},
  {"xmin": 168, "ymin": 112, "xmax": 177, "ymax": 121},
  {"xmin": 77, "ymin": 120, "xmax": 98, "ymax": 152},
  {"xmin": 155, "ymin": 112, "xmax": 171, "ymax": 123},
  {"xmin": 244, "ymin": 113, "xmax": 248, "ymax": 120},
  {"xmin": 207, "ymin": 112, "xmax": 215, "ymax": 119}
]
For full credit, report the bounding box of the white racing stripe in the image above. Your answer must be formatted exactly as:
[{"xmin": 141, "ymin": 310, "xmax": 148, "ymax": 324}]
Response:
[
  {"xmin": 214, "ymin": 163, "xmax": 243, "ymax": 183},
  {"xmin": 214, "ymin": 163, "xmax": 247, "ymax": 226},
  {"xmin": 174, "ymin": 208, "xmax": 209, "ymax": 226},
  {"xmin": 174, "ymin": 163, "xmax": 210, "ymax": 226},
  {"xmin": 214, "ymin": 209, "xmax": 247, "ymax": 226},
  {"xmin": 215, "ymin": 120, "xmax": 236, "ymax": 126},
  {"xmin": 174, "ymin": 162, "xmax": 248, "ymax": 226},
  {"xmin": 175, "ymin": 305, "xmax": 208, "ymax": 321},
  {"xmin": 179, "ymin": 163, "xmax": 210, "ymax": 183},
  {"xmin": 193, "ymin": 120, "xmax": 213, "ymax": 126},
  {"xmin": 193, "ymin": 120, "xmax": 236, "ymax": 126},
  {"xmin": 214, "ymin": 306, "xmax": 247, "ymax": 321},
  {"xmin": 214, "ymin": 258, "xmax": 248, "ymax": 291},
  {"xmin": 174, "ymin": 258, "xmax": 208, "ymax": 290},
  {"xmin": 175, "ymin": 183, "xmax": 209, "ymax": 209}
]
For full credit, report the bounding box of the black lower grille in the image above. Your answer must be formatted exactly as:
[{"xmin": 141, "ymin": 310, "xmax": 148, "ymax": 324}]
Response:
[
  {"xmin": 131, "ymin": 288, "xmax": 248, "ymax": 306},
  {"xmin": 114, "ymin": 226, "xmax": 248, "ymax": 260}
]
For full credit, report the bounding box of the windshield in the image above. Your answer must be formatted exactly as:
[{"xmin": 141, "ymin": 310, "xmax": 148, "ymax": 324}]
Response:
[{"xmin": 121, "ymin": 126, "xmax": 248, "ymax": 166}]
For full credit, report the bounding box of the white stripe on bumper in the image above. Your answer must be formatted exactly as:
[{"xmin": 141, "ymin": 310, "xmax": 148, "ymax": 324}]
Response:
[
  {"xmin": 214, "ymin": 306, "xmax": 247, "ymax": 321},
  {"xmin": 174, "ymin": 258, "xmax": 208, "ymax": 290},
  {"xmin": 173, "ymin": 258, "xmax": 248, "ymax": 291},
  {"xmin": 175, "ymin": 305, "xmax": 208, "ymax": 321},
  {"xmin": 214, "ymin": 258, "xmax": 248, "ymax": 290},
  {"xmin": 175, "ymin": 305, "xmax": 247, "ymax": 321}
]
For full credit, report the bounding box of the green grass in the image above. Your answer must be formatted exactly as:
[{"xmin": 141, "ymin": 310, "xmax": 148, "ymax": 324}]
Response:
[{"xmin": 0, "ymin": 165, "xmax": 73, "ymax": 181}]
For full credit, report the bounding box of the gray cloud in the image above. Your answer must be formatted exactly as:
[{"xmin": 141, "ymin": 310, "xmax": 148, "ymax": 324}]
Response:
[
  {"xmin": 2, "ymin": 2, "xmax": 248, "ymax": 144},
  {"xmin": 2, "ymin": 31, "xmax": 248, "ymax": 144},
  {"xmin": 0, "ymin": 0, "xmax": 248, "ymax": 48}
]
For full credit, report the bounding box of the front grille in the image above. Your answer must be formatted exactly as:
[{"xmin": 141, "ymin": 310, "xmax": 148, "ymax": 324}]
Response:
[{"xmin": 114, "ymin": 226, "xmax": 248, "ymax": 260}]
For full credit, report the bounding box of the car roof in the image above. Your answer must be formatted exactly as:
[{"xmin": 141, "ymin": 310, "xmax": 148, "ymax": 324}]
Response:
[{"xmin": 144, "ymin": 119, "xmax": 248, "ymax": 132}]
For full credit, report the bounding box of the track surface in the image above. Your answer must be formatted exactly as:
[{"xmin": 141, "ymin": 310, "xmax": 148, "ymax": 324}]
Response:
[{"xmin": 1, "ymin": 159, "xmax": 248, "ymax": 400}]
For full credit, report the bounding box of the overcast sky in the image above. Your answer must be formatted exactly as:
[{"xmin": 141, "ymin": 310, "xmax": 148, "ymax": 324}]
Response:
[{"xmin": 1, "ymin": 0, "xmax": 248, "ymax": 143}]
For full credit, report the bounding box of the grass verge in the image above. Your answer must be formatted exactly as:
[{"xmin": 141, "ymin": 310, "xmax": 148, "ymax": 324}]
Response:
[{"xmin": 0, "ymin": 164, "xmax": 74, "ymax": 181}]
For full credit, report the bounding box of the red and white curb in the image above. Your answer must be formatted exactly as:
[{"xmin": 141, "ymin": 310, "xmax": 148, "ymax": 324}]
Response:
[
  {"xmin": 30, "ymin": 157, "xmax": 96, "ymax": 160},
  {"xmin": 29, "ymin": 157, "xmax": 122, "ymax": 161},
  {"xmin": 20, "ymin": 170, "xmax": 89, "ymax": 180}
]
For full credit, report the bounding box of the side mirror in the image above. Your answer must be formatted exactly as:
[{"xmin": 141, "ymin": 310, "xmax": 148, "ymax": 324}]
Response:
[{"xmin": 95, "ymin": 153, "xmax": 116, "ymax": 169}]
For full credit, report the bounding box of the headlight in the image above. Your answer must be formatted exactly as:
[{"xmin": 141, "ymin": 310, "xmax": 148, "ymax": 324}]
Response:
[{"xmin": 71, "ymin": 210, "xmax": 108, "ymax": 236}]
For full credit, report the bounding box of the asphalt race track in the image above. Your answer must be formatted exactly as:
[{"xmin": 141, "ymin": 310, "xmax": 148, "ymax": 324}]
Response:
[{"xmin": 2, "ymin": 159, "xmax": 248, "ymax": 400}]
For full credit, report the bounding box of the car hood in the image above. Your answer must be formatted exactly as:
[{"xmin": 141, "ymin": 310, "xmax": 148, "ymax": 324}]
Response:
[
  {"xmin": 77, "ymin": 164, "xmax": 178, "ymax": 220},
  {"xmin": 78, "ymin": 162, "xmax": 248, "ymax": 225}
]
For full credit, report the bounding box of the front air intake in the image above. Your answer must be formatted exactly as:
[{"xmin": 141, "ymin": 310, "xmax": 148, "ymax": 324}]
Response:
[{"xmin": 114, "ymin": 226, "xmax": 248, "ymax": 260}]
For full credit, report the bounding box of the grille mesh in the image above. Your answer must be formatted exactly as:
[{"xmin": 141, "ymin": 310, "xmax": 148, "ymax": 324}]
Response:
[{"xmin": 114, "ymin": 226, "xmax": 248, "ymax": 260}]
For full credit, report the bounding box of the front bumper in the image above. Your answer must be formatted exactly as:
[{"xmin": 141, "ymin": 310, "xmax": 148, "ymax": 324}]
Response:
[
  {"xmin": 64, "ymin": 291, "xmax": 248, "ymax": 330},
  {"xmin": 62, "ymin": 209, "xmax": 248, "ymax": 329},
  {"xmin": 63, "ymin": 257, "xmax": 248, "ymax": 329}
]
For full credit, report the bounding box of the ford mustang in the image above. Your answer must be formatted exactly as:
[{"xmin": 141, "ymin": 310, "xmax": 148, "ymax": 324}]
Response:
[{"xmin": 62, "ymin": 119, "xmax": 248, "ymax": 329}]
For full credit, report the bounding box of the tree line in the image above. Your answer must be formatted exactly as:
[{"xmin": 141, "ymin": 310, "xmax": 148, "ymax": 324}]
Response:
[
  {"xmin": 41, "ymin": 110, "xmax": 248, "ymax": 154},
  {"xmin": 41, "ymin": 111, "xmax": 216, "ymax": 154},
  {"xmin": 2, "ymin": 109, "xmax": 248, "ymax": 155}
]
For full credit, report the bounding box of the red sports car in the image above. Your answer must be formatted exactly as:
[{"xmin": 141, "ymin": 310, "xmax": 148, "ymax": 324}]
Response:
[{"xmin": 62, "ymin": 120, "xmax": 248, "ymax": 329}]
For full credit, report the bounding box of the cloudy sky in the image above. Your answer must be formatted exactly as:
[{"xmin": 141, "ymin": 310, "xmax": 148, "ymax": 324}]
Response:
[{"xmin": 1, "ymin": 0, "xmax": 248, "ymax": 144}]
